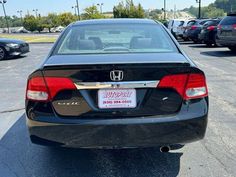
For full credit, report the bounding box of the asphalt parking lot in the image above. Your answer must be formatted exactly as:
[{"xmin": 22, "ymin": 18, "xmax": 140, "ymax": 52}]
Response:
[{"xmin": 0, "ymin": 43, "xmax": 236, "ymax": 177}]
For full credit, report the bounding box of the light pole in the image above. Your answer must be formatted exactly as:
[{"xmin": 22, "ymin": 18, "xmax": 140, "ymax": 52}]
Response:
[
  {"xmin": 0, "ymin": 0, "xmax": 10, "ymax": 33},
  {"xmin": 75, "ymin": 0, "xmax": 80, "ymax": 20},
  {"xmin": 33, "ymin": 9, "xmax": 38, "ymax": 18},
  {"xmin": 97, "ymin": 3, "xmax": 104, "ymax": 14},
  {"xmin": 72, "ymin": 6, "xmax": 77, "ymax": 16},
  {"xmin": 196, "ymin": 0, "xmax": 201, "ymax": 19},
  {"xmin": 164, "ymin": 0, "xmax": 166, "ymax": 20},
  {"xmin": 17, "ymin": 10, "xmax": 23, "ymax": 24}
]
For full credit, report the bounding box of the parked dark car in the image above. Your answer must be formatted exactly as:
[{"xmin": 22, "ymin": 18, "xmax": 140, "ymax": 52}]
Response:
[
  {"xmin": 25, "ymin": 19, "xmax": 208, "ymax": 150},
  {"xmin": 199, "ymin": 19, "xmax": 221, "ymax": 46},
  {"xmin": 216, "ymin": 12, "xmax": 236, "ymax": 51},
  {"xmin": 184, "ymin": 19, "xmax": 211, "ymax": 43},
  {"xmin": 0, "ymin": 38, "xmax": 29, "ymax": 60}
]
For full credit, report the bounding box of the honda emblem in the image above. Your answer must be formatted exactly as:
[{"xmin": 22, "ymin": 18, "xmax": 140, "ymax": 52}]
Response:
[{"xmin": 110, "ymin": 70, "xmax": 124, "ymax": 81}]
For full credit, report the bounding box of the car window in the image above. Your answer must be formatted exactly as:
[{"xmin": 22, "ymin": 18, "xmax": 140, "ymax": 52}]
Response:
[
  {"xmin": 220, "ymin": 16, "xmax": 236, "ymax": 25},
  {"xmin": 187, "ymin": 21, "xmax": 195, "ymax": 26},
  {"xmin": 199, "ymin": 20, "xmax": 209, "ymax": 25},
  {"xmin": 55, "ymin": 23, "xmax": 178, "ymax": 55},
  {"xmin": 178, "ymin": 21, "xmax": 185, "ymax": 27},
  {"xmin": 203, "ymin": 20, "xmax": 216, "ymax": 26},
  {"xmin": 172, "ymin": 20, "xmax": 182, "ymax": 27}
]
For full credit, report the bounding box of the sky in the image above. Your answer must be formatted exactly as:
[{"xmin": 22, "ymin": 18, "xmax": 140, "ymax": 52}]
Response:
[{"xmin": 1, "ymin": 0, "xmax": 215, "ymax": 17}]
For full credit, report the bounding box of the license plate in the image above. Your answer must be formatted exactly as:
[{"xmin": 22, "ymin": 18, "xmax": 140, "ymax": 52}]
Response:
[
  {"xmin": 98, "ymin": 89, "xmax": 136, "ymax": 109},
  {"xmin": 222, "ymin": 31, "xmax": 232, "ymax": 36}
]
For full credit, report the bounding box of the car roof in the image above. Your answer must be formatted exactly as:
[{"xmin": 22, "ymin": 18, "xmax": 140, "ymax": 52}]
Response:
[
  {"xmin": 170, "ymin": 19, "xmax": 186, "ymax": 21},
  {"xmin": 72, "ymin": 19, "xmax": 158, "ymax": 26}
]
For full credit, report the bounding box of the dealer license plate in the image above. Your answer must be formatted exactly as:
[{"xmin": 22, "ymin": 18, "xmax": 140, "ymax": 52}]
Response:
[{"xmin": 98, "ymin": 89, "xmax": 136, "ymax": 109}]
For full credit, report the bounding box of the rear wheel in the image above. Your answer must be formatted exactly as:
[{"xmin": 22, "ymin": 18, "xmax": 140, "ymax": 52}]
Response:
[
  {"xmin": 183, "ymin": 38, "xmax": 188, "ymax": 41},
  {"xmin": 228, "ymin": 47, "xmax": 236, "ymax": 52},
  {"xmin": 206, "ymin": 42, "xmax": 213, "ymax": 47},
  {"xmin": 213, "ymin": 34, "xmax": 218, "ymax": 47},
  {"xmin": 0, "ymin": 47, "xmax": 6, "ymax": 60}
]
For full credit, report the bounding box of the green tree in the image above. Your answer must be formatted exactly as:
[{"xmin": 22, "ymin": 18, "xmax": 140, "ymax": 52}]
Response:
[
  {"xmin": 215, "ymin": 0, "xmax": 236, "ymax": 12},
  {"xmin": 184, "ymin": 4, "xmax": 225, "ymax": 18},
  {"xmin": 0, "ymin": 16, "xmax": 22, "ymax": 28},
  {"xmin": 36, "ymin": 17, "xmax": 44, "ymax": 33},
  {"xmin": 202, "ymin": 4, "xmax": 225, "ymax": 18},
  {"xmin": 23, "ymin": 15, "xmax": 44, "ymax": 33},
  {"xmin": 58, "ymin": 13, "xmax": 77, "ymax": 26},
  {"xmin": 81, "ymin": 5, "xmax": 105, "ymax": 20},
  {"xmin": 113, "ymin": 2, "xmax": 129, "ymax": 18},
  {"xmin": 149, "ymin": 9, "xmax": 162, "ymax": 20},
  {"xmin": 113, "ymin": 0, "xmax": 145, "ymax": 18},
  {"xmin": 42, "ymin": 13, "xmax": 59, "ymax": 32},
  {"xmin": 23, "ymin": 15, "xmax": 38, "ymax": 32}
]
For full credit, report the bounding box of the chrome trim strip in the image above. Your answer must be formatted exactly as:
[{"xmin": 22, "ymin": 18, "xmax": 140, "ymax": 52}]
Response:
[{"xmin": 74, "ymin": 81, "xmax": 159, "ymax": 90}]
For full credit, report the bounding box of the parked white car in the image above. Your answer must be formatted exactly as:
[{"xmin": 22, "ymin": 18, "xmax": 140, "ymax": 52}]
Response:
[
  {"xmin": 176, "ymin": 20, "xmax": 191, "ymax": 38},
  {"xmin": 168, "ymin": 19, "xmax": 185, "ymax": 38}
]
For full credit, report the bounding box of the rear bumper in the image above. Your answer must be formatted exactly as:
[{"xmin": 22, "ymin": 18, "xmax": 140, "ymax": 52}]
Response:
[
  {"xmin": 186, "ymin": 31, "xmax": 199, "ymax": 41},
  {"xmin": 27, "ymin": 99, "xmax": 208, "ymax": 148},
  {"xmin": 199, "ymin": 32, "xmax": 209, "ymax": 41},
  {"xmin": 216, "ymin": 38, "xmax": 236, "ymax": 47}
]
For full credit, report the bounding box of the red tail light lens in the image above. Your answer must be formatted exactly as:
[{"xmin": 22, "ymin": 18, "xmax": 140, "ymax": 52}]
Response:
[
  {"xmin": 26, "ymin": 77, "xmax": 76, "ymax": 101},
  {"xmin": 158, "ymin": 74, "xmax": 188, "ymax": 98},
  {"xmin": 207, "ymin": 26, "xmax": 215, "ymax": 31},
  {"xmin": 232, "ymin": 24, "xmax": 236, "ymax": 29},
  {"xmin": 26, "ymin": 77, "xmax": 49, "ymax": 101},
  {"xmin": 158, "ymin": 73, "xmax": 208, "ymax": 100},
  {"xmin": 44, "ymin": 77, "xmax": 76, "ymax": 99},
  {"xmin": 184, "ymin": 74, "xmax": 208, "ymax": 99},
  {"xmin": 191, "ymin": 25, "xmax": 197, "ymax": 30}
]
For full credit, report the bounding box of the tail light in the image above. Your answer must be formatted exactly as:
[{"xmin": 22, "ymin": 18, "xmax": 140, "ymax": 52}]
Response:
[
  {"xmin": 26, "ymin": 77, "xmax": 76, "ymax": 101},
  {"xmin": 232, "ymin": 24, "xmax": 236, "ymax": 30},
  {"xmin": 217, "ymin": 25, "xmax": 222, "ymax": 30},
  {"xmin": 158, "ymin": 73, "xmax": 208, "ymax": 100},
  {"xmin": 207, "ymin": 26, "xmax": 215, "ymax": 31},
  {"xmin": 191, "ymin": 25, "xmax": 197, "ymax": 30}
]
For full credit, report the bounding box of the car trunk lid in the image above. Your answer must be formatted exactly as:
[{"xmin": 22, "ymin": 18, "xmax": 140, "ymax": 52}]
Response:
[{"xmin": 33, "ymin": 53, "xmax": 206, "ymax": 119}]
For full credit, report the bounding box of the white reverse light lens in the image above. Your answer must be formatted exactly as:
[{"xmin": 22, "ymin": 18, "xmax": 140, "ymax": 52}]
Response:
[
  {"xmin": 186, "ymin": 87, "xmax": 207, "ymax": 98},
  {"xmin": 27, "ymin": 90, "xmax": 49, "ymax": 101}
]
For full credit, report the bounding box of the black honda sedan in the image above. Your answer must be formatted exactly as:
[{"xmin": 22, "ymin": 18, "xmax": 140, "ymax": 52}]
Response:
[
  {"xmin": 25, "ymin": 19, "xmax": 208, "ymax": 150},
  {"xmin": 0, "ymin": 38, "xmax": 29, "ymax": 60}
]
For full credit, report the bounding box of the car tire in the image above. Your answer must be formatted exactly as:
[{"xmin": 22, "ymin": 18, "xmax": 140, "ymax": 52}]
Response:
[
  {"xmin": 0, "ymin": 47, "xmax": 6, "ymax": 60},
  {"xmin": 206, "ymin": 42, "xmax": 212, "ymax": 47},
  {"xmin": 213, "ymin": 34, "xmax": 218, "ymax": 47},
  {"xmin": 193, "ymin": 40, "xmax": 200, "ymax": 44},
  {"xmin": 228, "ymin": 47, "xmax": 236, "ymax": 52}
]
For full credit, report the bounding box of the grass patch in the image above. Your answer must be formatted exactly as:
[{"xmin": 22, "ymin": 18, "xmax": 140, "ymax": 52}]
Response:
[{"xmin": 0, "ymin": 34, "xmax": 57, "ymax": 43}]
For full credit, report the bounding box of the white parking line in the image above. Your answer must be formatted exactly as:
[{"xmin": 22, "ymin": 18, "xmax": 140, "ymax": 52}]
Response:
[{"xmin": 0, "ymin": 111, "xmax": 24, "ymax": 140}]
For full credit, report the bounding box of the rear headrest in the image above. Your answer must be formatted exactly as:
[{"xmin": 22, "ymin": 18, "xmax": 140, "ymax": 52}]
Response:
[
  {"xmin": 130, "ymin": 37, "xmax": 153, "ymax": 49},
  {"xmin": 88, "ymin": 37, "xmax": 103, "ymax": 49},
  {"xmin": 78, "ymin": 40, "xmax": 96, "ymax": 50}
]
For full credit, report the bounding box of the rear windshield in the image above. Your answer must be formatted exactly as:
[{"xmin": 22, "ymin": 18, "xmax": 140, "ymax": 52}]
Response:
[
  {"xmin": 187, "ymin": 21, "xmax": 196, "ymax": 26},
  {"xmin": 220, "ymin": 16, "xmax": 236, "ymax": 25},
  {"xmin": 199, "ymin": 20, "xmax": 209, "ymax": 25},
  {"xmin": 178, "ymin": 21, "xmax": 185, "ymax": 26},
  {"xmin": 55, "ymin": 23, "xmax": 178, "ymax": 55},
  {"xmin": 203, "ymin": 20, "xmax": 220, "ymax": 26}
]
